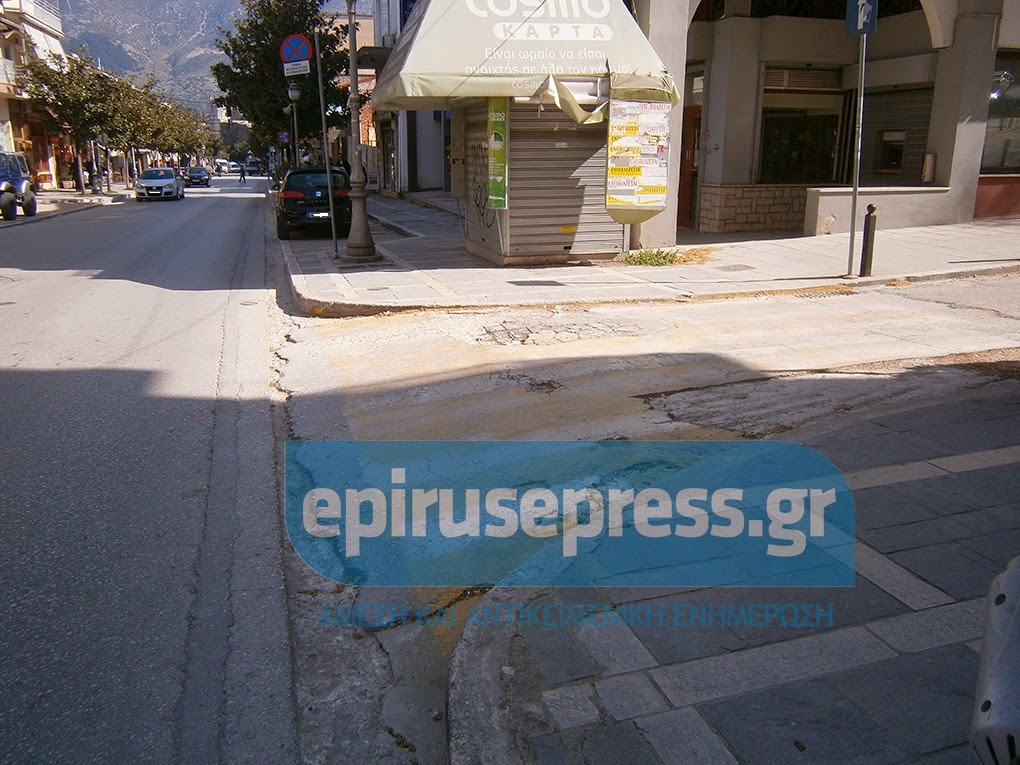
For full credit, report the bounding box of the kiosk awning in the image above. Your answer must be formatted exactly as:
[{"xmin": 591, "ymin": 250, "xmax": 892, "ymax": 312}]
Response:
[{"xmin": 372, "ymin": 0, "xmax": 679, "ymax": 124}]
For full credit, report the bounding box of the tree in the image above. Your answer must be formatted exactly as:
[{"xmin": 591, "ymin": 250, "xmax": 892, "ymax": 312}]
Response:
[
  {"xmin": 107, "ymin": 75, "xmax": 161, "ymax": 183},
  {"xmin": 19, "ymin": 49, "xmax": 118, "ymax": 192},
  {"xmin": 212, "ymin": 0, "xmax": 351, "ymax": 155}
]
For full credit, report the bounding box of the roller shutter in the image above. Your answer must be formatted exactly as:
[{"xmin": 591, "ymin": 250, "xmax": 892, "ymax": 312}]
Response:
[
  {"xmin": 508, "ymin": 104, "xmax": 624, "ymax": 259},
  {"xmin": 463, "ymin": 106, "xmax": 503, "ymax": 258}
]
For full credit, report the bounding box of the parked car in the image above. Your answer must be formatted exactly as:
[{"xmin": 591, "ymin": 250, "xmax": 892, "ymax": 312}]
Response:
[
  {"xmin": 0, "ymin": 150, "xmax": 37, "ymax": 220},
  {"xmin": 274, "ymin": 166, "xmax": 352, "ymax": 240},
  {"xmin": 184, "ymin": 166, "xmax": 212, "ymax": 187},
  {"xmin": 228, "ymin": 161, "xmax": 241, "ymax": 174},
  {"xmin": 135, "ymin": 167, "xmax": 185, "ymax": 201}
]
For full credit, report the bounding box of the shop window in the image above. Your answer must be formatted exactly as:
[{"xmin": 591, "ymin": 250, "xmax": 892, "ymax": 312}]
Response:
[
  {"xmin": 877, "ymin": 130, "xmax": 906, "ymax": 173},
  {"xmin": 686, "ymin": 74, "xmax": 704, "ymax": 107},
  {"xmin": 758, "ymin": 92, "xmax": 843, "ymax": 183},
  {"xmin": 982, "ymin": 51, "xmax": 1020, "ymax": 173}
]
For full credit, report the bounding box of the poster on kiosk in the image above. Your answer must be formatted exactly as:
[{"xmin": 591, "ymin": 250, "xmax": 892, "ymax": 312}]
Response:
[{"xmin": 605, "ymin": 99, "xmax": 672, "ymax": 224}]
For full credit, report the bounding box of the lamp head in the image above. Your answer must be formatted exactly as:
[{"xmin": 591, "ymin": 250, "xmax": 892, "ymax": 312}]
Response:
[{"xmin": 287, "ymin": 81, "xmax": 301, "ymax": 103}]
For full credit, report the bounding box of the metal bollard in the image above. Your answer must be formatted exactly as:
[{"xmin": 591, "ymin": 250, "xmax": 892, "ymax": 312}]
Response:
[
  {"xmin": 970, "ymin": 555, "xmax": 1020, "ymax": 765},
  {"xmin": 859, "ymin": 204, "xmax": 877, "ymax": 277}
]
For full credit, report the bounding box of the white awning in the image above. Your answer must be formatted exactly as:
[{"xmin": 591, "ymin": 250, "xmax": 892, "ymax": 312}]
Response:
[
  {"xmin": 23, "ymin": 23, "xmax": 65, "ymax": 59},
  {"xmin": 372, "ymin": 0, "xmax": 679, "ymax": 124}
]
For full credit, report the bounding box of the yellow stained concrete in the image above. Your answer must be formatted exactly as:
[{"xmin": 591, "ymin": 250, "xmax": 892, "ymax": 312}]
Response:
[{"xmin": 310, "ymin": 314, "xmax": 760, "ymax": 440}]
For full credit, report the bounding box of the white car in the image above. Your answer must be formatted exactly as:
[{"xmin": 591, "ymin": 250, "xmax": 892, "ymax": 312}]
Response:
[{"xmin": 135, "ymin": 167, "xmax": 185, "ymax": 201}]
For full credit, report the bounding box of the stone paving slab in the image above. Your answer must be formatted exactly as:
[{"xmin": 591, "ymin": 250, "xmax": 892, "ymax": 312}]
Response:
[
  {"xmin": 650, "ymin": 627, "xmax": 898, "ymax": 707},
  {"xmin": 700, "ymin": 676, "xmax": 910, "ymax": 765},
  {"xmin": 634, "ymin": 707, "xmax": 738, "ymax": 765},
  {"xmin": 445, "ymin": 387, "xmax": 1018, "ymax": 765}
]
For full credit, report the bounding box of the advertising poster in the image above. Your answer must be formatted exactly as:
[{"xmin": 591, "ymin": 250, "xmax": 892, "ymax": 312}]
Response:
[
  {"xmin": 487, "ymin": 98, "xmax": 508, "ymax": 209},
  {"xmin": 606, "ymin": 99, "xmax": 672, "ymax": 222}
]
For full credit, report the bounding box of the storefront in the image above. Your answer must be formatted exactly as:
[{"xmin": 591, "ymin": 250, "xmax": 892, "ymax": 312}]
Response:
[
  {"xmin": 683, "ymin": 0, "xmax": 1020, "ymax": 234},
  {"xmin": 372, "ymin": 0, "xmax": 680, "ymax": 265}
]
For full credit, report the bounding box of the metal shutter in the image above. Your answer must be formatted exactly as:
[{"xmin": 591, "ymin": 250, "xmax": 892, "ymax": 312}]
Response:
[
  {"xmin": 508, "ymin": 104, "xmax": 624, "ymax": 259},
  {"xmin": 763, "ymin": 68, "xmax": 843, "ymax": 91},
  {"xmin": 463, "ymin": 105, "xmax": 503, "ymax": 258}
]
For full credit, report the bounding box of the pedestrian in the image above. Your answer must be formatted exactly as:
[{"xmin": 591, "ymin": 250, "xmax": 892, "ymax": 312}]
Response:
[{"xmin": 239, "ymin": 164, "xmax": 246, "ymax": 184}]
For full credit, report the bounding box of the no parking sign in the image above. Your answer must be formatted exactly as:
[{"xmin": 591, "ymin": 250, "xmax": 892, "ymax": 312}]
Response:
[{"xmin": 280, "ymin": 34, "xmax": 312, "ymax": 76}]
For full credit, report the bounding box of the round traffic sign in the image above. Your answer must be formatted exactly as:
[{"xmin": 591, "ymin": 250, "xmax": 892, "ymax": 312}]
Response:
[
  {"xmin": 280, "ymin": 34, "xmax": 312, "ymax": 63},
  {"xmin": 278, "ymin": 130, "xmax": 290, "ymax": 143}
]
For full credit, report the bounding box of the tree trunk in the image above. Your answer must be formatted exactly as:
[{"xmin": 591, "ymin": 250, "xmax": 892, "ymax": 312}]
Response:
[{"xmin": 74, "ymin": 147, "xmax": 85, "ymax": 194}]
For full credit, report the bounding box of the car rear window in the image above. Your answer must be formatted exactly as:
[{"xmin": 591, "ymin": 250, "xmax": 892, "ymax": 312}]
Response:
[{"xmin": 285, "ymin": 172, "xmax": 349, "ymax": 191}]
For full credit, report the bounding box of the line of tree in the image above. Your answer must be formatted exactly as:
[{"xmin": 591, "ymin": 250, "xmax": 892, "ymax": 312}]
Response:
[
  {"xmin": 17, "ymin": 48, "xmax": 214, "ymax": 192},
  {"xmin": 212, "ymin": 0, "xmax": 352, "ymax": 160}
]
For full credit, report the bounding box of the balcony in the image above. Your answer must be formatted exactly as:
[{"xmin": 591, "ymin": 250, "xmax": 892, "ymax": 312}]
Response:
[
  {"xmin": 0, "ymin": 57, "xmax": 16, "ymax": 89},
  {"xmin": 1, "ymin": 0, "xmax": 62, "ymax": 35}
]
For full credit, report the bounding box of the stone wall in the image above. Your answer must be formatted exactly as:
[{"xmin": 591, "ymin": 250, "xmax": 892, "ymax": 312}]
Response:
[{"xmin": 698, "ymin": 184, "xmax": 809, "ymax": 233}]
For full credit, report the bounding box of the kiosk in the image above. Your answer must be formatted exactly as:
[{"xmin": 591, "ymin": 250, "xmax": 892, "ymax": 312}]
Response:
[{"xmin": 373, "ymin": 0, "xmax": 680, "ymax": 265}]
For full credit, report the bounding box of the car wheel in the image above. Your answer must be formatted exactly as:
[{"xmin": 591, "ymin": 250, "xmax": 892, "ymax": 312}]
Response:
[
  {"xmin": 276, "ymin": 223, "xmax": 290, "ymax": 240},
  {"xmin": 0, "ymin": 191, "xmax": 16, "ymax": 220},
  {"xmin": 21, "ymin": 190, "xmax": 37, "ymax": 217}
]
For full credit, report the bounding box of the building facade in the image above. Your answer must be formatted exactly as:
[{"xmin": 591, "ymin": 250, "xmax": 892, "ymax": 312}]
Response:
[
  {"xmin": 0, "ymin": 0, "xmax": 65, "ymax": 189},
  {"xmin": 652, "ymin": 0, "xmax": 1020, "ymax": 236},
  {"xmin": 369, "ymin": 0, "xmax": 1019, "ymax": 248},
  {"xmin": 370, "ymin": 0, "xmax": 449, "ymax": 194}
]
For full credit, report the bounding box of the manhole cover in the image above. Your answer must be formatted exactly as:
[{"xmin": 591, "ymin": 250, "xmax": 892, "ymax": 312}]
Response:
[{"xmin": 714, "ymin": 264, "xmax": 755, "ymax": 272}]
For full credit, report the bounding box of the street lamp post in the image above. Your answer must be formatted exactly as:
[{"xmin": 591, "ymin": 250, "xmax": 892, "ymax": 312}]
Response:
[
  {"xmin": 342, "ymin": 0, "xmax": 379, "ymax": 262},
  {"xmin": 287, "ymin": 80, "xmax": 301, "ymax": 167}
]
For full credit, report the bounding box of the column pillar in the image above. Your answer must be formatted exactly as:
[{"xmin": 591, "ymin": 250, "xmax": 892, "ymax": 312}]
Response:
[
  {"xmin": 701, "ymin": 17, "xmax": 762, "ymax": 186},
  {"xmin": 926, "ymin": 0, "xmax": 1002, "ymax": 219},
  {"xmin": 632, "ymin": 0, "xmax": 689, "ymax": 248}
]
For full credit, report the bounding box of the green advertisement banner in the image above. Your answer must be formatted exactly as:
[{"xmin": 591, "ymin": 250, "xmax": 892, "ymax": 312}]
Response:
[{"xmin": 487, "ymin": 98, "xmax": 508, "ymax": 209}]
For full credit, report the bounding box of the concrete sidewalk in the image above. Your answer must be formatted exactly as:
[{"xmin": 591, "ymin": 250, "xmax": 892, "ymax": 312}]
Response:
[{"xmin": 280, "ymin": 191, "xmax": 1020, "ymax": 316}]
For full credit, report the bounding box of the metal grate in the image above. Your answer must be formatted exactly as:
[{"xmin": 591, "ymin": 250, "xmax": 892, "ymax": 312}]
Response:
[{"xmin": 764, "ymin": 68, "xmax": 843, "ymax": 91}]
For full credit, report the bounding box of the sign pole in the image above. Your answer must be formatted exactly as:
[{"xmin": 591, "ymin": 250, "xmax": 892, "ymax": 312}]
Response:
[{"xmin": 846, "ymin": 31, "xmax": 867, "ymax": 277}]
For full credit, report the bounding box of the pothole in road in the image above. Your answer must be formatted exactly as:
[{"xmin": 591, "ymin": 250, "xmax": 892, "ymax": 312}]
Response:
[{"xmin": 496, "ymin": 371, "xmax": 563, "ymax": 393}]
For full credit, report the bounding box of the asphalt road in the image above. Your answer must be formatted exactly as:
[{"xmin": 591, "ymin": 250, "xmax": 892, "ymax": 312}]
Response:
[{"xmin": 0, "ymin": 179, "xmax": 297, "ymax": 764}]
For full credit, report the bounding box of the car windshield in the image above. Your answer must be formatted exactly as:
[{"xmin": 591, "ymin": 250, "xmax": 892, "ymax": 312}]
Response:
[
  {"xmin": 187, "ymin": 168, "xmax": 206, "ymax": 174},
  {"xmin": 285, "ymin": 171, "xmax": 349, "ymax": 191},
  {"xmin": 141, "ymin": 168, "xmax": 174, "ymax": 180}
]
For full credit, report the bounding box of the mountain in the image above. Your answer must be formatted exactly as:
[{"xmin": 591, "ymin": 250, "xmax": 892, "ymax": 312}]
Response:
[
  {"xmin": 59, "ymin": 0, "xmax": 239, "ymax": 112},
  {"xmin": 58, "ymin": 0, "xmax": 373, "ymax": 113}
]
